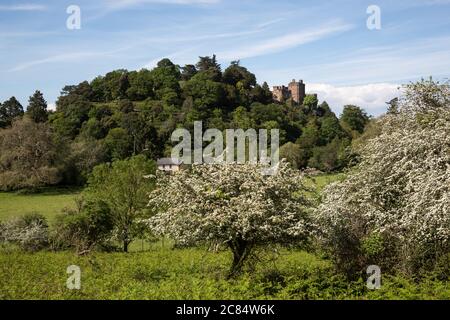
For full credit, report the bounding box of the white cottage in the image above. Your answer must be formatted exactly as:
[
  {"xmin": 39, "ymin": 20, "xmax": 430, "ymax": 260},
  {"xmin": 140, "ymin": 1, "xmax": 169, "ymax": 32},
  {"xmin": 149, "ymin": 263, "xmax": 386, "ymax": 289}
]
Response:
[{"xmin": 157, "ymin": 158, "xmax": 184, "ymax": 172}]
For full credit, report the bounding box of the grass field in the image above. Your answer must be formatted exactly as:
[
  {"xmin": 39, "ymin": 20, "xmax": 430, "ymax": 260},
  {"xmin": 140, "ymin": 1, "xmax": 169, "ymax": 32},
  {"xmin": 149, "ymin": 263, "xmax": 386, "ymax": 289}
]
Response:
[
  {"xmin": 3, "ymin": 173, "xmax": 447, "ymax": 300},
  {"xmin": 1, "ymin": 245, "xmax": 448, "ymax": 300},
  {"xmin": 0, "ymin": 187, "xmax": 80, "ymax": 222}
]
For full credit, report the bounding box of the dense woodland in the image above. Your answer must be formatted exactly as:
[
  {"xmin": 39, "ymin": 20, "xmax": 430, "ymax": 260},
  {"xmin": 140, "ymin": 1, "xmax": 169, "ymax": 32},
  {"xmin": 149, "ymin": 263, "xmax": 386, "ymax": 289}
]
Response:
[{"xmin": 0, "ymin": 55, "xmax": 370, "ymax": 190}]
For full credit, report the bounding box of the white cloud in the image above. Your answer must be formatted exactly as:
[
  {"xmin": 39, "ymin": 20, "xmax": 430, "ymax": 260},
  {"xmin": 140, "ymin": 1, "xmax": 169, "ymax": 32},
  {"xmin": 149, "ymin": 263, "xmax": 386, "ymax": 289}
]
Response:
[
  {"xmin": 0, "ymin": 4, "xmax": 46, "ymax": 11},
  {"xmin": 218, "ymin": 21, "xmax": 353, "ymax": 60},
  {"xmin": 260, "ymin": 36, "xmax": 450, "ymax": 96},
  {"xmin": 9, "ymin": 51, "xmax": 115, "ymax": 72},
  {"xmin": 47, "ymin": 103, "xmax": 56, "ymax": 111},
  {"xmin": 308, "ymin": 83, "xmax": 401, "ymax": 116}
]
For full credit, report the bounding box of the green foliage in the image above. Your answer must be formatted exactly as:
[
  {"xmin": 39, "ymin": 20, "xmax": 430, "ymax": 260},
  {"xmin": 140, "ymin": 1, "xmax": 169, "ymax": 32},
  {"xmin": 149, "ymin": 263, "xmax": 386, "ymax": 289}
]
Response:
[
  {"xmin": 279, "ymin": 142, "xmax": 302, "ymax": 169},
  {"xmin": 340, "ymin": 105, "xmax": 370, "ymax": 135},
  {"xmin": 303, "ymin": 94, "xmax": 318, "ymax": 113},
  {"xmin": 308, "ymin": 137, "xmax": 351, "ymax": 172},
  {"xmin": 52, "ymin": 199, "xmax": 114, "ymax": 253},
  {"xmin": 0, "ymin": 247, "xmax": 448, "ymax": 300},
  {"xmin": 181, "ymin": 64, "xmax": 197, "ymax": 81},
  {"xmin": 361, "ymin": 233, "xmax": 385, "ymax": 259},
  {"xmin": 104, "ymin": 128, "xmax": 132, "ymax": 160},
  {"xmin": 51, "ymin": 94, "xmax": 92, "ymax": 138},
  {"xmin": 0, "ymin": 96, "xmax": 24, "ymax": 128},
  {"xmin": 84, "ymin": 156, "xmax": 156, "ymax": 252},
  {"xmin": 196, "ymin": 55, "xmax": 222, "ymax": 81},
  {"xmin": 26, "ymin": 90, "xmax": 48, "ymax": 123},
  {"xmin": 2, "ymin": 57, "xmax": 369, "ymax": 186},
  {"xmin": 0, "ymin": 118, "xmax": 64, "ymax": 191}
]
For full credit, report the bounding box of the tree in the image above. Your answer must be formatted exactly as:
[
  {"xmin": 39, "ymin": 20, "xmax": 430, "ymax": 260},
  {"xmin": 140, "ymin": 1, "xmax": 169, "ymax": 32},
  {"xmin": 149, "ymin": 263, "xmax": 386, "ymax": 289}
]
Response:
[
  {"xmin": 118, "ymin": 72, "xmax": 130, "ymax": 99},
  {"xmin": 231, "ymin": 106, "xmax": 254, "ymax": 129},
  {"xmin": 303, "ymin": 94, "xmax": 318, "ymax": 113},
  {"xmin": 319, "ymin": 114, "xmax": 345, "ymax": 144},
  {"xmin": 0, "ymin": 96, "xmax": 24, "ymax": 128},
  {"xmin": 65, "ymin": 138, "xmax": 106, "ymax": 185},
  {"xmin": 251, "ymin": 82, "xmax": 273, "ymax": 104},
  {"xmin": 151, "ymin": 59, "xmax": 181, "ymax": 104},
  {"xmin": 102, "ymin": 70, "xmax": 130, "ymax": 101},
  {"xmin": 183, "ymin": 73, "xmax": 225, "ymax": 119},
  {"xmin": 126, "ymin": 69, "xmax": 154, "ymax": 101},
  {"xmin": 196, "ymin": 55, "xmax": 221, "ymax": 81},
  {"xmin": 223, "ymin": 61, "xmax": 256, "ymax": 88},
  {"xmin": 340, "ymin": 105, "xmax": 370, "ymax": 135},
  {"xmin": 148, "ymin": 161, "xmax": 312, "ymax": 277},
  {"xmin": 0, "ymin": 118, "xmax": 62, "ymax": 190},
  {"xmin": 85, "ymin": 155, "xmax": 156, "ymax": 252},
  {"xmin": 316, "ymin": 79, "xmax": 450, "ymax": 276},
  {"xmin": 308, "ymin": 137, "xmax": 350, "ymax": 172},
  {"xmin": 51, "ymin": 94, "xmax": 92, "ymax": 138},
  {"xmin": 52, "ymin": 199, "xmax": 114, "ymax": 254},
  {"xmin": 181, "ymin": 64, "xmax": 197, "ymax": 81},
  {"xmin": 26, "ymin": 90, "xmax": 48, "ymax": 123},
  {"xmin": 279, "ymin": 142, "xmax": 302, "ymax": 169},
  {"xmin": 104, "ymin": 128, "xmax": 132, "ymax": 160}
]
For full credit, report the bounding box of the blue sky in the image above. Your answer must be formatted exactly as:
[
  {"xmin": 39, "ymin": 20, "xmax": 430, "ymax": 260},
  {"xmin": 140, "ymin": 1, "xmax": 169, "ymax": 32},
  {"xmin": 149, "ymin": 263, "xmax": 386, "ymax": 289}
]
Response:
[{"xmin": 1, "ymin": 0, "xmax": 449, "ymax": 115}]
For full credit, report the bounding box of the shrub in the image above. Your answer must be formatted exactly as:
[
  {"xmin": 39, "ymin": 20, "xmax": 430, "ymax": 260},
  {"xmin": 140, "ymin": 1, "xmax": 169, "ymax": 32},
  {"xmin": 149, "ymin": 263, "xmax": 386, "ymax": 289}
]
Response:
[
  {"xmin": 51, "ymin": 199, "xmax": 114, "ymax": 254},
  {"xmin": 316, "ymin": 79, "xmax": 450, "ymax": 277},
  {"xmin": 0, "ymin": 213, "xmax": 49, "ymax": 252}
]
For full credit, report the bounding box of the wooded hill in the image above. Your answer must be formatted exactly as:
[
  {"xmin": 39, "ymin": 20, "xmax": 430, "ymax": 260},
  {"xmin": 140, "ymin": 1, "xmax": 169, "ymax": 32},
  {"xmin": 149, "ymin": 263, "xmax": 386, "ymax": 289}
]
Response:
[{"xmin": 0, "ymin": 55, "xmax": 370, "ymax": 189}]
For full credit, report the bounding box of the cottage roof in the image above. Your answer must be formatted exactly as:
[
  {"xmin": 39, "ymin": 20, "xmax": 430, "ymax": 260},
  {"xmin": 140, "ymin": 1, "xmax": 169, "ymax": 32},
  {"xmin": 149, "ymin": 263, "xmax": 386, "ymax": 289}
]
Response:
[{"xmin": 157, "ymin": 158, "xmax": 183, "ymax": 165}]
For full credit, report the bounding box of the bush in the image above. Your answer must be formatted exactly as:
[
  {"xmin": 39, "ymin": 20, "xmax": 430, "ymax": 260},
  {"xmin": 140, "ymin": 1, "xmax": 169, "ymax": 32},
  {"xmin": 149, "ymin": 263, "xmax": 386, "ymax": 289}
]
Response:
[
  {"xmin": 51, "ymin": 199, "xmax": 114, "ymax": 254},
  {"xmin": 0, "ymin": 213, "xmax": 49, "ymax": 252},
  {"xmin": 316, "ymin": 79, "xmax": 450, "ymax": 277}
]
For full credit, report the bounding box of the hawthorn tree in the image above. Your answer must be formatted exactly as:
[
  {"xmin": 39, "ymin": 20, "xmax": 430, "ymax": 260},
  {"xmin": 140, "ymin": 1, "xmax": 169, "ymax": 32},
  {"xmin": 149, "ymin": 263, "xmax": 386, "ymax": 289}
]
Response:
[
  {"xmin": 316, "ymin": 79, "xmax": 450, "ymax": 276},
  {"xmin": 148, "ymin": 161, "xmax": 313, "ymax": 277}
]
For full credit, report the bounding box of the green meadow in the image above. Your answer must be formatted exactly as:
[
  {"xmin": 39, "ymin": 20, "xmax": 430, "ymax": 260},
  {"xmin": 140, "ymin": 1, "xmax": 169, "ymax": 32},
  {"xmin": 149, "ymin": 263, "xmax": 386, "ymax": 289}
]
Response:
[
  {"xmin": 1, "ymin": 174, "xmax": 448, "ymax": 300},
  {"xmin": 0, "ymin": 187, "xmax": 80, "ymax": 222},
  {"xmin": 1, "ymin": 245, "xmax": 449, "ymax": 300}
]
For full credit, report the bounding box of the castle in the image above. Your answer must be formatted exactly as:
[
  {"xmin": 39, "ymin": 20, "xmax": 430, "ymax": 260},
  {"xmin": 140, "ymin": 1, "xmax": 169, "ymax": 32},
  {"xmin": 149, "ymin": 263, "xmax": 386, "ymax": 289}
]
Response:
[{"xmin": 272, "ymin": 79, "xmax": 306, "ymax": 104}]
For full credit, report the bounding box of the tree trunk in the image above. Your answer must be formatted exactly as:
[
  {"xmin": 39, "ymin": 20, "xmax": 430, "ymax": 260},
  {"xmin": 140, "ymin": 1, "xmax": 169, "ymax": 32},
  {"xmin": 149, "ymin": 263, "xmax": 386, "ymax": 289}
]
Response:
[
  {"xmin": 123, "ymin": 240, "xmax": 130, "ymax": 253},
  {"xmin": 227, "ymin": 238, "xmax": 252, "ymax": 278}
]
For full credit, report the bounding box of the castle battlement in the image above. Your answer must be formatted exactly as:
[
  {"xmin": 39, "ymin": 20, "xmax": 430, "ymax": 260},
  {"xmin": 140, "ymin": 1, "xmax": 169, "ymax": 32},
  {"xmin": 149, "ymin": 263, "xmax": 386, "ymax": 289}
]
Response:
[{"xmin": 273, "ymin": 79, "xmax": 306, "ymax": 104}]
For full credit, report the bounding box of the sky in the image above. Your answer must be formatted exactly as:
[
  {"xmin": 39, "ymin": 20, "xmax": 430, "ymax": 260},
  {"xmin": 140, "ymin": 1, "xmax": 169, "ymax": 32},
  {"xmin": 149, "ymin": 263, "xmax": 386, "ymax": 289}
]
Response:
[{"xmin": 0, "ymin": 0, "xmax": 449, "ymax": 116}]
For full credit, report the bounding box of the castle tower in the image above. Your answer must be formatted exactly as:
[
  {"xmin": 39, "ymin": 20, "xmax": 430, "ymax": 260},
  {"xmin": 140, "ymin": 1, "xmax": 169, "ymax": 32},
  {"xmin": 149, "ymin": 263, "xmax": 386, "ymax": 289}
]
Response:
[
  {"xmin": 288, "ymin": 79, "xmax": 305, "ymax": 104},
  {"xmin": 272, "ymin": 85, "xmax": 289, "ymax": 102}
]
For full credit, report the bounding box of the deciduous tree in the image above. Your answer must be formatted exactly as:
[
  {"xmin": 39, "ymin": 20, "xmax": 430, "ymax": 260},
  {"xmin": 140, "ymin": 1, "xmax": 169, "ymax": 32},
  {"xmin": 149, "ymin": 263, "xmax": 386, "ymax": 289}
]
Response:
[{"xmin": 148, "ymin": 161, "xmax": 313, "ymax": 277}]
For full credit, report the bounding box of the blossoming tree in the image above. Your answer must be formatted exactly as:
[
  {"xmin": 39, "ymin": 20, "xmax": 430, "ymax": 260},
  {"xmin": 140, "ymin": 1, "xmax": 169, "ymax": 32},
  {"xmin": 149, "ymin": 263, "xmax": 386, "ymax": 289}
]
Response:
[
  {"xmin": 316, "ymin": 79, "xmax": 450, "ymax": 275},
  {"xmin": 148, "ymin": 160, "xmax": 312, "ymax": 276}
]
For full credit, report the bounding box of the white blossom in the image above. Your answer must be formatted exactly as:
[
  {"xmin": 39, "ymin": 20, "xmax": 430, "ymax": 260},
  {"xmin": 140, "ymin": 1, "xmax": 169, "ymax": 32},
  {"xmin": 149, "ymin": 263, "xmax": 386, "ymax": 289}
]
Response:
[{"xmin": 316, "ymin": 79, "xmax": 450, "ymax": 272}]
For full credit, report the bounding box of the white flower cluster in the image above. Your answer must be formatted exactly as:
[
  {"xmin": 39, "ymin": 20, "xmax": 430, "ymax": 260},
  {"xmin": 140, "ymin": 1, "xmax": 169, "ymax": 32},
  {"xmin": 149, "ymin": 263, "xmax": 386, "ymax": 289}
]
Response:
[
  {"xmin": 316, "ymin": 80, "xmax": 450, "ymax": 270},
  {"xmin": 0, "ymin": 219, "xmax": 49, "ymax": 251},
  {"xmin": 147, "ymin": 160, "xmax": 313, "ymax": 247}
]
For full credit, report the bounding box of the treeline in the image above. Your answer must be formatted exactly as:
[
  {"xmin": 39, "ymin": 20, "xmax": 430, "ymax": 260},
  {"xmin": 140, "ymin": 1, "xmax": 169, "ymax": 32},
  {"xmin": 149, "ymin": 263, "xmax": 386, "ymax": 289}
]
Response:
[{"xmin": 0, "ymin": 55, "xmax": 370, "ymax": 191}]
